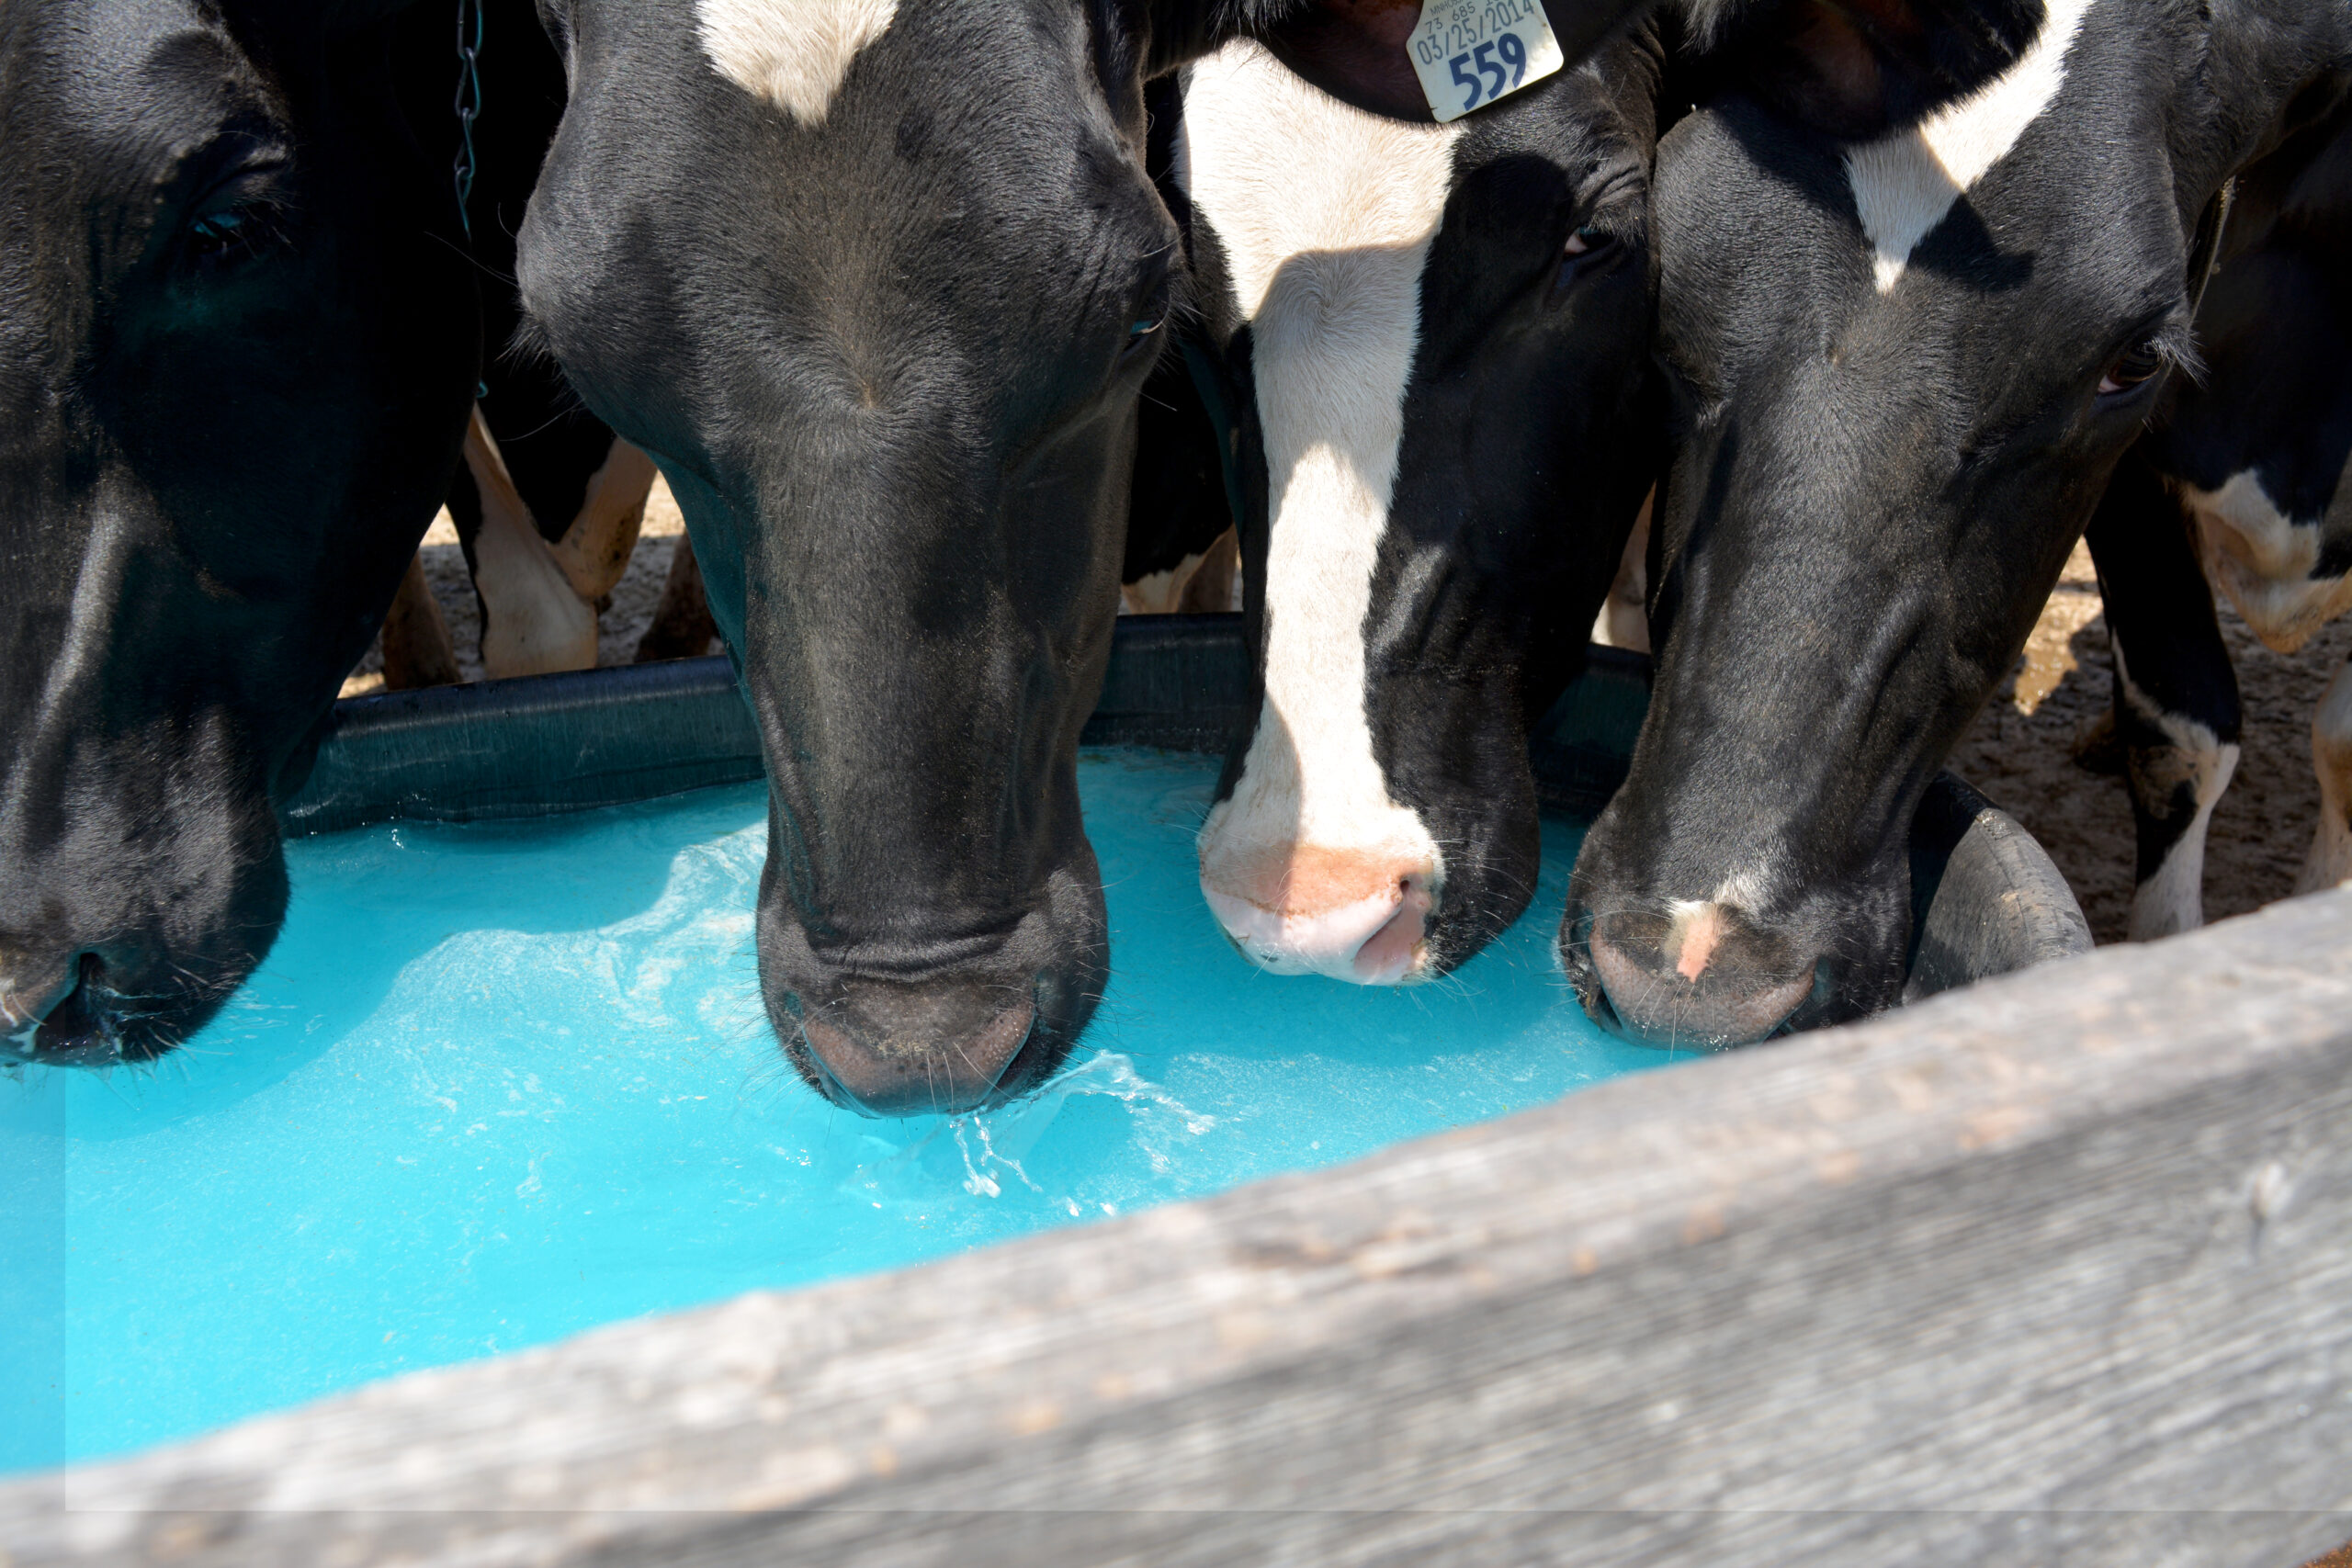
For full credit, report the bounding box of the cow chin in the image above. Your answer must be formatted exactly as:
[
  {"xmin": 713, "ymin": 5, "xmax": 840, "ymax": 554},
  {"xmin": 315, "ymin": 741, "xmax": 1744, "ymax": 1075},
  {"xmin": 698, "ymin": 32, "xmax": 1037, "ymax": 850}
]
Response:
[{"xmin": 759, "ymin": 863, "xmax": 1109, "ymax": 1120}]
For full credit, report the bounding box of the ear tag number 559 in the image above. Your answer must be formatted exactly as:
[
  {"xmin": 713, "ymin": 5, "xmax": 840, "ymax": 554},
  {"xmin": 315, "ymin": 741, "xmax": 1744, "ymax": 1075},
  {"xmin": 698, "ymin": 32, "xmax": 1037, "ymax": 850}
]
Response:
[{"xmin": 1408, "ymin": 0, "xmax": 1565, "ymax": 124}]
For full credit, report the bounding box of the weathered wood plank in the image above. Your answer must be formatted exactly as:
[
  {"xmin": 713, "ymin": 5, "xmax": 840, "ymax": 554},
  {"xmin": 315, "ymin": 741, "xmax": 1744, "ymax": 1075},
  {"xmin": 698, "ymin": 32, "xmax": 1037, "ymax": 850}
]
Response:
[{"xmin": 6, "ymin": 889, "xmax": 2346, "ymax": 1568}]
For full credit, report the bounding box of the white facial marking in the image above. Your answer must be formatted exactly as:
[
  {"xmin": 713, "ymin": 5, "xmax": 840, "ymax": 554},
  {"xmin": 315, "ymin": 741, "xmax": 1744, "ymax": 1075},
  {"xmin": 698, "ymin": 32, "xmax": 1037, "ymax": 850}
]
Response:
[
  {"xmin": 1664, "ymin": 898, "xmax": 1724, "ymax": 981},
  {"xmin": 2180, "ymin": 468, "xmax": 2352, "ymax": 655},
  {"xmin": 1844, "ymin": 0, "xmax": 2097, "ymax": 292},
  {"xmin": 695, "ymin": 0, "xmax": 897, "ymax": 127},
  {"xmin": 1184, "ymin": 43, "xmax": 1458, "ymax": 919},
  {"xmin": 2300, "ymin": 660, "xmax": 2352, "ymax": 895},
  {"xmin": 2114, "ymin": 648, "xmax": 2240, "ymax": 942}
]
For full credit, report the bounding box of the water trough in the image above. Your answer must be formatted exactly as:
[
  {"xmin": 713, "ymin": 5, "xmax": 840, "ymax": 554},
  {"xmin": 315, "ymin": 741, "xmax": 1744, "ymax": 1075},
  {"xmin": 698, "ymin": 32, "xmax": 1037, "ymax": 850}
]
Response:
[{"xmin": 3, "ymin": 615, "xmax": 2346, "ymax": 1567}]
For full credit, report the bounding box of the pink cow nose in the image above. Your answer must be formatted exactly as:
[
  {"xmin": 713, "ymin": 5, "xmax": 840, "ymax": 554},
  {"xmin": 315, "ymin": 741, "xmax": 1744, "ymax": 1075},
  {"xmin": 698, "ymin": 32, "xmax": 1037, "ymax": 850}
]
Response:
[
  {"xmin": 1199, "ymin": 845, "xmax": 1438, "ymax": 985},
  {"xmin": 1584, "ymin": 902, "xmax": 1814, "ymax": 1046}
]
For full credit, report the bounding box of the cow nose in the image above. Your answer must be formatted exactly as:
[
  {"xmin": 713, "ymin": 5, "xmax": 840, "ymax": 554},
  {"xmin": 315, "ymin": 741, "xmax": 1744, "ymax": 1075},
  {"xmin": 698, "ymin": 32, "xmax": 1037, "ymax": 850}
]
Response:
[
  {"xmin": 1199, "ymin": 844, "xmax": 1438, "ymax": 986},
  {"xmin": 794, "ymin": 978, "xmax": 1036, "ymax": 1118},
  {"xmin": 1, "ymin": 953, "xmax": 80, "ymax": 1030},
  {"xmin": 1583, "ymin": 901, "xmax": 1815, "ymax": 1047},
  {"xmin": 0, "ymin": 947, "xmax": 114, "ymax": 1066}
]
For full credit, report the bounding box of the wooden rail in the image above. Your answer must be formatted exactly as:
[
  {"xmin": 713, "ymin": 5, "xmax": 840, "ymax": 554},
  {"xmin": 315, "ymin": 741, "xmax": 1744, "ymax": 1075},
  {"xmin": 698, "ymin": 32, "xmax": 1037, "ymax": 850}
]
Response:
[{"xmin": 5, "ymin": 884, "xmax": 2346, "ymax": 1567}]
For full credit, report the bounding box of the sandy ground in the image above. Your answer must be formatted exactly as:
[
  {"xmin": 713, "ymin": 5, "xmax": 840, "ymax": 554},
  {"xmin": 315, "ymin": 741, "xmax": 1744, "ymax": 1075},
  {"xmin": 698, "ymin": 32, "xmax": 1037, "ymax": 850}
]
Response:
[
  {"xmin": 1948, "ymin": 539, "xmax": 2352, "ymax": 943},
  {"xmin": 339, "ymin": 476, "xmax": 711, "ymax": 696}
]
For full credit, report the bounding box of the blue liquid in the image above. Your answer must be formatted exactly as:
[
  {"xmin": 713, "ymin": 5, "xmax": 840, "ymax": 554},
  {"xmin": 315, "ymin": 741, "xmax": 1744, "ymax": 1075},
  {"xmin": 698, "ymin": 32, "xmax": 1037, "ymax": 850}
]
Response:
[{"xmin": 0, "ymin": 748, "xmax": 1669, "ymax": 1472}]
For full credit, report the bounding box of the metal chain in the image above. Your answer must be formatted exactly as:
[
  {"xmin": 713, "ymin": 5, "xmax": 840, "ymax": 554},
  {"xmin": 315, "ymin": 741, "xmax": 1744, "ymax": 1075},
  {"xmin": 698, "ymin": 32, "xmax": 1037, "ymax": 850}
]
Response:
[
  {"xmin": 452, "ymin": 0, "xmax": 484, "ymax": 243},
  {"xmin": 454, "ymin": 0, "xmax": 489, "ymax": 400}
]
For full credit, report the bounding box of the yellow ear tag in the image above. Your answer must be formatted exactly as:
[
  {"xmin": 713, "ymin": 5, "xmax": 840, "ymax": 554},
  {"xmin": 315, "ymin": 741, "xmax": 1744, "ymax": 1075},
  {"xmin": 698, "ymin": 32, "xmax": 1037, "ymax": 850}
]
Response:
[{"xmin": 1408, "ymin": 0, "xmax": 1566, "ymax": 124}]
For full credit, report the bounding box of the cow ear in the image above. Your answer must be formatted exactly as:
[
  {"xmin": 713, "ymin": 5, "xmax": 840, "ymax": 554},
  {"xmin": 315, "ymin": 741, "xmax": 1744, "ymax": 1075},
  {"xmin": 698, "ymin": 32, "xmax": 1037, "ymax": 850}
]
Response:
[
  {"xmin": 1689, "ymin": 0, "xmax": 2049, "ymax": 139},
  {"xmin": 1153, "ymin": 1, "xmax": 1660, "ymax": 118},
  {"xmin": 1253, "ymin": 0, "xmax": 1659, "ymax": 122},
  {"xmin": 1258, "ymin": 0, "xmax": 1435, "ymax": 122}
]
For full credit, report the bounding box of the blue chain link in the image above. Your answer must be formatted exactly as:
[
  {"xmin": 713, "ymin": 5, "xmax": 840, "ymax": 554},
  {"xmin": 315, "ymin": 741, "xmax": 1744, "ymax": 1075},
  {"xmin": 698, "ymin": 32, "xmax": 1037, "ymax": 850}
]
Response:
[
  {"xmin": 453, "ymin": 0, "xmax": 484, "ymax": 243},
  {"xmin": 454, "ymin": 0, "xmax": 489, "ymax": 400}
]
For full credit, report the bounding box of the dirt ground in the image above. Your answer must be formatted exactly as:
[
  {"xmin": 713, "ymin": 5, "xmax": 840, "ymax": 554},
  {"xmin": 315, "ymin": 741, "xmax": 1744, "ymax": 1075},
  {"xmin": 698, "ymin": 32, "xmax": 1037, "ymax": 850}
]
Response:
[
  {"xmin": 1947, "ymin": 538, "xmax": 2352, "ymax": 944},
  {"xmin": 338, "ymin": 475, "xmax": 709, "ymax": 695}
]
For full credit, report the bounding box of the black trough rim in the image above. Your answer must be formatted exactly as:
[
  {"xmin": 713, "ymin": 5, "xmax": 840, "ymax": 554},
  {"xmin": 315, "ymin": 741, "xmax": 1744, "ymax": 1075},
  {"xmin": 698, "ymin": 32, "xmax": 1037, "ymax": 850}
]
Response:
[{"xmin": 282, "ymin": 615, "xmax": 2090, "ymax": 998}]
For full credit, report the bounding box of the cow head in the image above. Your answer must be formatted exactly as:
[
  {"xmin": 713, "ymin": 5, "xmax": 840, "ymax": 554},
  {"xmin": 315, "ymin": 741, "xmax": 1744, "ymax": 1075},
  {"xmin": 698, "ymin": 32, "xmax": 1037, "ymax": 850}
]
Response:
[
  {"xmin": 1182, "ymin": 32, "xmax": 1665, "ymax": 985},
  {"xmin": 518, "ymin": 0, "xmax": 1175, "ymax": 1117},
  {"xmin": 0, "ymin": 0, "xmax": 476, "ymax": 1066},
  {"xmin": 1563, "ymin": 0, "xmax": 2352, "ymax": 1044},
  {"xmin": 516, "ymin": 0, "xmax": 1702, "ymax": 1113}
]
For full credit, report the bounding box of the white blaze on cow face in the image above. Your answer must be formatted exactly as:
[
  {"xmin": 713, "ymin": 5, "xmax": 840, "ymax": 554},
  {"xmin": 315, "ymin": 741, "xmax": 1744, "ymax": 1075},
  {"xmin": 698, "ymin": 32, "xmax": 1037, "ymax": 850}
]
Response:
[
  {"xmin": 2181, "ymin": 468, "xmax": 2352, "ymax": 654},
  {"xmin": 1844, "ymin": 0, "xmax": 2096, "ymax": 292},
  {"xmin": 1182, "ymin": 42, "xmax": 1461, "ymax": 986},
  {"xmin": 695, "ymin": 0, "xmax": 897, "ymax": 127}
]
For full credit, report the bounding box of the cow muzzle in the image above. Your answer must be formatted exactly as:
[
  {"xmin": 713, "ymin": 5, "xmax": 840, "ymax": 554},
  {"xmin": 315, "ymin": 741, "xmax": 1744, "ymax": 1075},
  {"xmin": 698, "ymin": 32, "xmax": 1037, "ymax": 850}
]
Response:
[
  {"xmin": 788, "ymin": 977, "xmax": 1039, "ymax": 1119},
  {"xmin": 1198, "ymin": 842, "xmax": 1439, "ymax": 986},
  {"xmin": 1576, "ymin": 899, "xmax": 1816, "ymax": 1048},
  {"xmin": 0, "ymin": 943, "xmax": 165, "ymax": 1069}
]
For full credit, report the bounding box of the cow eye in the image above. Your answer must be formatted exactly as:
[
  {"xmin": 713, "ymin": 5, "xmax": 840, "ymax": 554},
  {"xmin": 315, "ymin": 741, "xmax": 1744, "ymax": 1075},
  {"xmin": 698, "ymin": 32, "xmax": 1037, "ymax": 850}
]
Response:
[
  {"xmin": 1119, "ymin": 310, "xmax": 1165, "ymax": 365},
  {"xmin": 1555, "ymin": 224, "xmax": 1621, "ymax": 295},
  {"xmin": 189, "ymin": 209, "xmax": 250, "ymax": 251},
  {"xmin": 178, "ymin": 160, "xmax": 288, "ymax": 273},
  {"xmin": 2098, "ymin": 340, "xmax": 2168, "ymax": 398},
  {"xmin": 1564, "ymin": 223, "xmax": 1613, "ymax": 259},
  {"xmin": 1120, "ymin": 273, "xmax": 1174, "ymax": 364},
  {"xmin": 182, "ymin": 201, "xmax": 282, "ymax": 273}
]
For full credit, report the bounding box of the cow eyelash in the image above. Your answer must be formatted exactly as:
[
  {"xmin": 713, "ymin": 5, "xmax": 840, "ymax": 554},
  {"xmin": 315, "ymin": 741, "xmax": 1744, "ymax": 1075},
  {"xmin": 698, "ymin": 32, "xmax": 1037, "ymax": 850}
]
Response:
[
  {"xmin": 2096, "ymin": 323, "xmax": 2200, "ymax": 400},
  {"xmin": 1119, "ymin": 264, "xmax": 1182, "ymax": 364},
  {"xmin": 1564, "ymin": 222, "xmax": 1617, "ymax": 257},
  {"xmin": 177, "ymin": 165, "xmax": 290, "ymax": 273}
]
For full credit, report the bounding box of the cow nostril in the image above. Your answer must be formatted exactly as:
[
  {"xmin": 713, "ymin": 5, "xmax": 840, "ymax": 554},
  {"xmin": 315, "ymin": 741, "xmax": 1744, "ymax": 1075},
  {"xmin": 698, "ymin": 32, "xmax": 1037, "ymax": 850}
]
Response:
[
  {"xmin": 0, "ymin": 948, "xmax": 130, "ymax": 1067},
  {"xmin": 0, "ymin": 949, "xmax": 93, "ymax": 1034},
  {"xmin": 791, "ymin": 982, "xmax": 1038, "ymax": 1119}
]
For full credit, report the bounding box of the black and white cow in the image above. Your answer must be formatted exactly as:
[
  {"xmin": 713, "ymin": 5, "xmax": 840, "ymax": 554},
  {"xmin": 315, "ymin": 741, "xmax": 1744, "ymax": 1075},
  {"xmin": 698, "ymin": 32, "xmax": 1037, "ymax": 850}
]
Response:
[
  {"xmin": 1562, "ymin": 0, "xmax": 2352, "ymax": 1044},
  {"xmin": 2090, "ymin": 85, "xmax": 2352, "ymax": 936},
  {"xmin": 0, "ymin": 0, "xmax": 479, "ymax": 1064},
  {"xmin": 513, "ymin": 0, "xmax": 2041, "ymax": 1115},
  {"xmin": 1174, "ymin": 30, "xmax": 1665, "ymax": 984}
]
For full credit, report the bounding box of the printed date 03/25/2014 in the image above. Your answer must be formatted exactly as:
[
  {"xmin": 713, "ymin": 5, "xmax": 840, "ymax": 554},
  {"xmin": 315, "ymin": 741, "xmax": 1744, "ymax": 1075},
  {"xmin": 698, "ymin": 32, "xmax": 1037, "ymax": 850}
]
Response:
[{"xmin": 1412, "ymin": 1, "xmax": 1544, "ymax": 113}]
